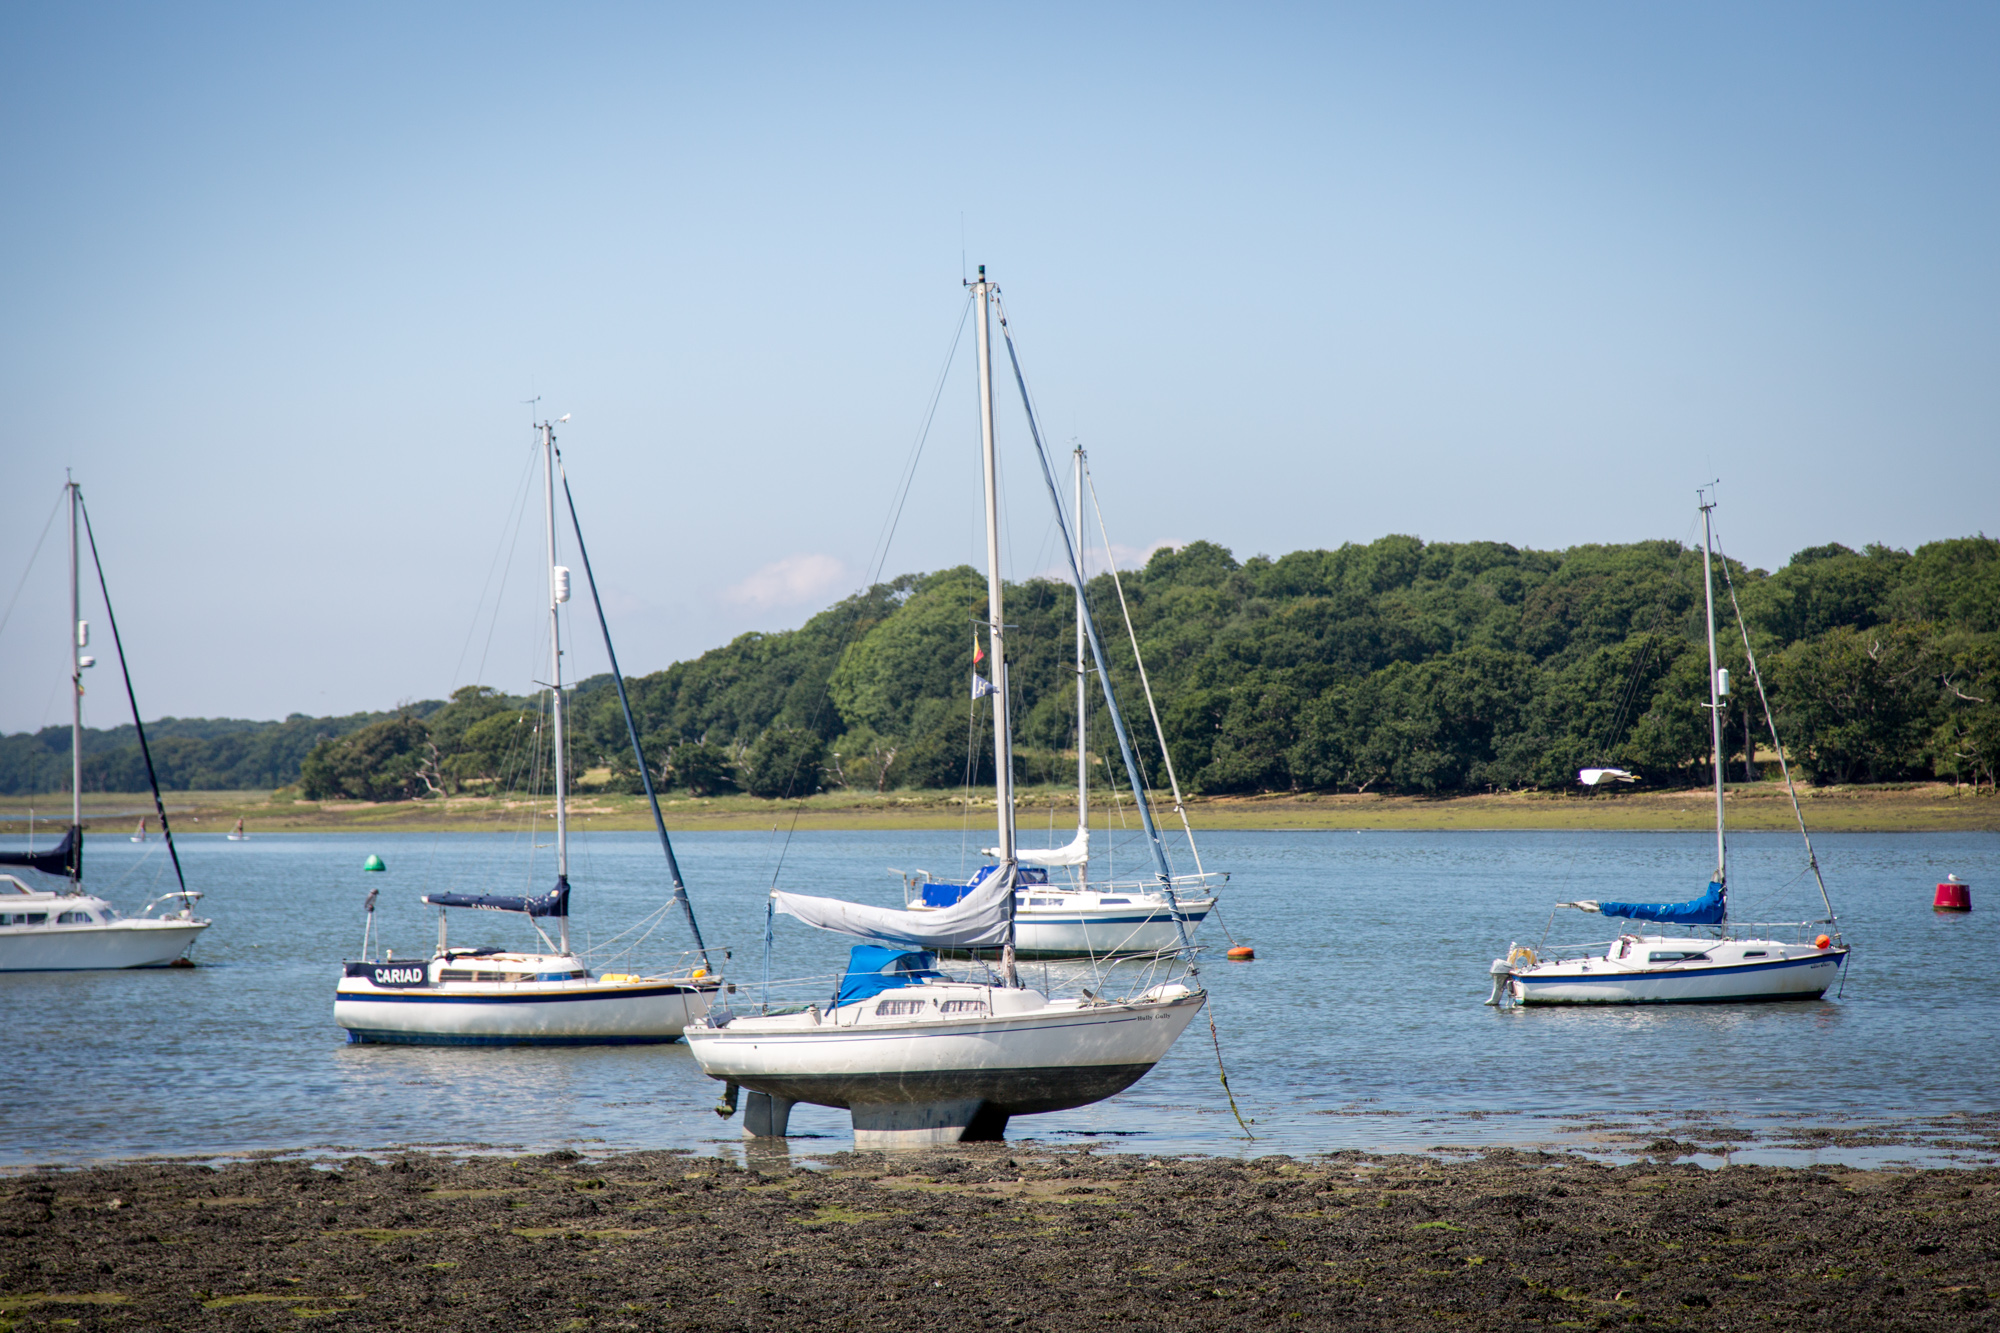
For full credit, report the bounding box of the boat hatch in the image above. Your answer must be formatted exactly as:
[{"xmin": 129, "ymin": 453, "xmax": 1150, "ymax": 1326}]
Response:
[{"xmin": 1742, "ymin": 950, "xmax": 1768, "ymax": 958}]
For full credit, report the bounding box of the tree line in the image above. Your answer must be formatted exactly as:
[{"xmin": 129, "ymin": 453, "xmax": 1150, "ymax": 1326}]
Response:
[{"xmin": 4, "ymin": 533, "xmax": 1995, "ymax": 800}]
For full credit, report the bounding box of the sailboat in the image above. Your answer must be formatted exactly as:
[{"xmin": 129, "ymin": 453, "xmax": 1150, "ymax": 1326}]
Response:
[
  {"xmin": 0, "ymin": 478, "xmax": 209, "ymax": 971},
  {"xmin": 1488, "ymin": 490, "xmax": 1849, "ymax": 1006},
  {"xmin": 685, "ymin": 268, "xmax": 1207, "ymax": 1148},
  {"xmin": 333, "ymin": 419, "xmax": 719, "ymax": 1045},
  {"xmin": 903, "ymin": 445, "xmax": 1220, "ymax": 960},
  {"xmin": 226, "ymin": 818, "xmax": 247, "ymax": 841}
]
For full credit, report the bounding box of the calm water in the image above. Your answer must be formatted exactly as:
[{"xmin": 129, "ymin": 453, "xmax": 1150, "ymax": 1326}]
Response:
[{"xmin": 3, "ymin": 824, "xmax": 1996, "ymax": 1168}]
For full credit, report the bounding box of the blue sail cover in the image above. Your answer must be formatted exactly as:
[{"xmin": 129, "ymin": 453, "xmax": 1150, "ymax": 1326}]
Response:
[
  {"xmin": 1596, "ymin": 881, "xmax": 1725, "ymax": 925},
  {"xmin": 919, "ymin": 863, "xmax": 1048, "ymax": 907},
  {"xmin": 833, "ymin": 944, "xmax": 940, "ymax": 1008},
  {"xmin": 423, "ymin": 877, "xmax": 570, "ymax": 918}
]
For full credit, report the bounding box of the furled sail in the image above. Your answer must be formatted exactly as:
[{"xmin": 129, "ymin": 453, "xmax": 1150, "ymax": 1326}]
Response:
[
  {"xmin": 1592, "ymin": 881, "xmax": 1726, "ymax": 926},
  {"xmin": 772, "ymin": 863, "xmax": 1015, "ymax": 950},
  {"xmin": 0, "ymin": 825, "xmax": 80, "ymax": 879},
  {"xmin": 423, "ymin": 877, "xmax": 570, "ymax": 918},
  {"xmin": 984, "ymin": 826, "xmax": 1088, "ymax": 868}
]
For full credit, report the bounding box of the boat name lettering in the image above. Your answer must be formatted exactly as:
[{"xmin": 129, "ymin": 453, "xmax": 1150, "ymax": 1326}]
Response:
[{"xmin": 371, "ymin": 964, "xmax": 431, "ymax": 988}]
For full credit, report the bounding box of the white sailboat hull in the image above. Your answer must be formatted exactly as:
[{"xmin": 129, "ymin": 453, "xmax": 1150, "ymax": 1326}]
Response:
[
  {"xmin": 686, "ymin": 988, "xmax": 1204, "ymax": 1116},
  {"xmin": 335, "ymin": 977, "xmax": 715, "ymax": 1045},
  {"xmin": 0, "ymin": 919, "xmax": 208, "ymax": 971},
  {"xmin": 1508, "ymin": 943, "xmax": 1847, "ymax": 1005},
  {"xmin": 1007, "ymin": 899, "xmax": 1210, "ymax": 959}
]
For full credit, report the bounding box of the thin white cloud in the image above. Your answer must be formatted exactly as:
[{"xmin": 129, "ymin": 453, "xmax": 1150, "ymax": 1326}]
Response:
[
  {"xmin": 725, "ymin": 553, "xmax": 850, "ymax": 611},
  {"xmin": 1038, "ymin": 539, "xmax": 1185, "ymax": 583}
]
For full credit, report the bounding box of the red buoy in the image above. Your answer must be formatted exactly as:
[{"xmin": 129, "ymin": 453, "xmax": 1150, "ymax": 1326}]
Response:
[
  {"xmin": 1227, "ymin": 945, "xmax": 1256, "ymax": 961},
  {"xmin": 1934, "ymin": 877, "xmax": 1972, "ymax": 912}
]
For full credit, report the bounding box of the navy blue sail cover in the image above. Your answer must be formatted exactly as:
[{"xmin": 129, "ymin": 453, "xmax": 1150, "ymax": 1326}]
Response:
[
  {"xmin": 919, "ymin": 863, "xmax": 1048, "ymax": 907},
  {"xmin": 1596, "ymin": 881, "xmax": 1725, "ymax": 925},
  {"xmin": 0, "ymin": 825, "xmax": 80, "ymax": 879},
  {"xmin": 832, "ymin": 944, "xmax": 940, "ymax": 1008},
  {"xmin": 423, "ymin": 876, "xmax": 570, "ymax": 918}
]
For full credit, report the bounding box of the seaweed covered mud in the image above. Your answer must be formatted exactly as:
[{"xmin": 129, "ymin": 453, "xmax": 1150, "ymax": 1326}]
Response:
[{"xmin": 2, "ymin": 1148, "xmax": 1995, "ymax": 1330}]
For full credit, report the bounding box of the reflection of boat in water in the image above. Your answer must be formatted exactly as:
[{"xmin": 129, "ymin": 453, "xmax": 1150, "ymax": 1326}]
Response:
[
  {"xmin": 0, "ymin": 478, "xmax": 209, "ymax": 970},
  {"xmin": 334, "ymin": 418, "xmax": 716, "ymax": 1044},
  {"xmin": 226, "ymin": 818, "xmax": 247, "ymax": 841},
  {"xmin": 1490, "ymin": 490, "xmax": 1848, "ymax": 1007},
  {"xmin": 687, "ymin": 268, "xmax": 1206, "ymax": 1147}
]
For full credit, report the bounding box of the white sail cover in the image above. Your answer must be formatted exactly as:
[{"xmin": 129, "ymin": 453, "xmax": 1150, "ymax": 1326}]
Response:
[
  {"xmin": 771, "ymin": 864, "xmax": 1017, "ymax": 950},
  {"xmin": 984, "ymin": 826, "xmax": 1089, "ymax": 868}
]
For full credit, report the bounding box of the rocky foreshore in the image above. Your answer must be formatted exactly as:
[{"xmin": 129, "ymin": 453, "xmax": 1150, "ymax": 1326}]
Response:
[{"xmin": 2, "ymin": 1147, "xmax": 1995, "ymax": 1330}]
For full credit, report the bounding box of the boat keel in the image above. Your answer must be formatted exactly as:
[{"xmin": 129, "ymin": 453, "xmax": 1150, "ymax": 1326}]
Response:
[
  {"xmin": 742, "ymin": 1091, "xmax": 795, "ymax": 1138},
  {"xmin": 849, "ymin": 1099, "xmax": 1009, "ymax": 1149}
]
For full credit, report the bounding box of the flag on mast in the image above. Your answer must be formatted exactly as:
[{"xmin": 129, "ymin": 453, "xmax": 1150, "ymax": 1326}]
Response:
[
  {"xmin": 972, "ymin": 632, "xmax": 985, "ymax": 666},
  {"xmin": 971, "ymin": 673, "xmax": 995, "ymax": 700}
]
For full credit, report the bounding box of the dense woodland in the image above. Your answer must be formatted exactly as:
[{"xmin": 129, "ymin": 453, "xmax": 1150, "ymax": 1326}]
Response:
[{"xmin": 4, "ymin": 534, "xmax": 1996, "ymax": 801}]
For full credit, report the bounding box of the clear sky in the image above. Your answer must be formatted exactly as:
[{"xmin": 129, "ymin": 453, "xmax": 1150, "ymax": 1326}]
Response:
[{"xmin": 3, "ymin": 2, "xmax": 1995, "ymax": 734}]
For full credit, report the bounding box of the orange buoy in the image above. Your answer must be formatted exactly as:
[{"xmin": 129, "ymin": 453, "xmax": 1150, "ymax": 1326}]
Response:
[
  {"xmin": 1227, "ymin": 945, "xmax": 1256, "ymax": 961},
  {"xmin": 1814, "ymin": 934, "xmax": 1832, "ymax": 949},
  {"xmin": 1934, "ymin": 877, "xmax": 1972, "ymax": 912}
]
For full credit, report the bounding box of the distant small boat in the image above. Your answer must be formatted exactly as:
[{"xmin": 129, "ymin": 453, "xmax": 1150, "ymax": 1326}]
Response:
[
  {"xmin": 131, "ymin": 818, "xmax": 147, "ymax": 843},
  {"xmin": 226, "ymin": 818, "xmax": 247, "ymax": 842}
]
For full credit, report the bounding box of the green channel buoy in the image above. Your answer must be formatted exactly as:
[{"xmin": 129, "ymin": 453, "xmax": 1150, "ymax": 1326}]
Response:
[{"xmin": 362, "ymin": 854, "xmax": 386, "ymax": 872}]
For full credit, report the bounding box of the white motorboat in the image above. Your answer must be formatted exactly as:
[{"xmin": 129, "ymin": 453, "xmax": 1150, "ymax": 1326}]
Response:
[
  {"xmin": 0, "ymin": 478, "xmax": 210, "ymax": 971},
  {"xmin": 1490, "ymin": 490, "xmax": 1848, "ymax": 1007},
  {"xmin": 688, "ymin": 268, "xmax": 1208, "ymax": 1147},
  {"xmin": 0, "ymin": 872, "xmax": 208, "ymax": 971},
  {"xmin": 335, "ymin": 418, "xmax": 718, "ymax": 1044}
]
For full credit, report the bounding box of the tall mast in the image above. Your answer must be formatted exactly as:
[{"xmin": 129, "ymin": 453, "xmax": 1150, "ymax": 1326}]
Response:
[
  {"xmin": 1699, "ymin": 490, "xmax": 1727, "ymax": 902},
  {"xmin": 972, "ymin": 266, "xmax": 1018, "ymax": 985},
  {"xmin": 1073, "ymin": 444, "xmax": 1088, "ymax": 882},
  {"xmin": 542, "ymin": 421, "xmax": 570, "ymax": 955},
  {"xmin": 68, "ymin": 475, "xmax": 81, "ymax": 878}
]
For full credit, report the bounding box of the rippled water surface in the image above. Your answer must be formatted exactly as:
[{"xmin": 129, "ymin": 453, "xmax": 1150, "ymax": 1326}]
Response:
[{"xmin": 3, "ymin": 824, "xmax": 1996, "ymax": 1168}]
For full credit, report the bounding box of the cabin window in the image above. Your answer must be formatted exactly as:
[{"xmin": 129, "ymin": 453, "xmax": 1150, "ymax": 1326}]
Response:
[
  {"xmin": 56, "ymin": 911, "xmax": 93, "ymax": 924},
  {"xmin": 1647, "ymin": 950, "xmax": 1709, "ymax": 963},
  {"xmin": 1028, "ymin": 898, "xmax": 1059, "ymax": 907},
  {"xmin": 1099, "ymin": 898, "xmax": 1130, "ymax": 905},
  {"xmin": 1, "ymin": 913, "xmax": 48, "ymax": 926},
  {"xmin": 940, "ymin": 999, "xmax": 985, "ymax": 1014},
  {"xmin": 876, "ymin": 1000, "xmax": 924, "ymax": 1017}
]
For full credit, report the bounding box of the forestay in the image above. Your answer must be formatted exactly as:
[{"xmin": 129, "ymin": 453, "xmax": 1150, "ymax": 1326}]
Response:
[{"xmin": 772, "ymin": 864, "xmax": 1016, "ymax": 950}]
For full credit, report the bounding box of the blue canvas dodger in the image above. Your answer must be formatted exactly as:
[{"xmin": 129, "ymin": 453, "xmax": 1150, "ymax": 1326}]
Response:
[{"xmin": 832, "ymin": 945, "xmax": 941, "ymax": 1008}]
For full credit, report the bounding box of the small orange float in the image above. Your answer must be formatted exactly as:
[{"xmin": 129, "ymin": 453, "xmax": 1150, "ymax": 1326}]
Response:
[
  {"xmin": 1227, "ymin": 945, "xmax": 1256, "ymax": 961},
  {"xmin": 1814, "ymin": 934, "xmax": 1832, "ymax": 949}
]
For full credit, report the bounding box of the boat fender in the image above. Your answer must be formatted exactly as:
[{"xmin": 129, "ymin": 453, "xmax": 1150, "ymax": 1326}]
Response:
[
  {"xmin": 715, "ymin": 1082, "xmax": 740, "ymax": 1119},
  {"xmin": 1814, "ymin": 934, "xmax": 1831, "ymax": 949}
]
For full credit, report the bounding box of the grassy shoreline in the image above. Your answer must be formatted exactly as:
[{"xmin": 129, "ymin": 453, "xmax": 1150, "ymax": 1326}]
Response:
[{"xmin": 1, "ymin": 781, "xmax": 1993, "ymax": 836}]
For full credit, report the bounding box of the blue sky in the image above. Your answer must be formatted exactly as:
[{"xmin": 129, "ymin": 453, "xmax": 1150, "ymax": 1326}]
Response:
[{"xmin": 3, "ymin": 2, "xmax": 1995, "ymax": 733}]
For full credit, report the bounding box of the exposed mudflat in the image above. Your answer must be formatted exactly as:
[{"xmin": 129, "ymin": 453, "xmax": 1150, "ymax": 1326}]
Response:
[{"xmin": 3, "ymin": 1148, "xmax": 1995, "ymax": 1330}]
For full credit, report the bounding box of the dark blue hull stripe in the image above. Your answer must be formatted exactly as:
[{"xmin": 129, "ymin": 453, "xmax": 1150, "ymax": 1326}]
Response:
[{"xmin": 344, "ymin": 1029, "xmax": 684, "ymax": 1047}]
